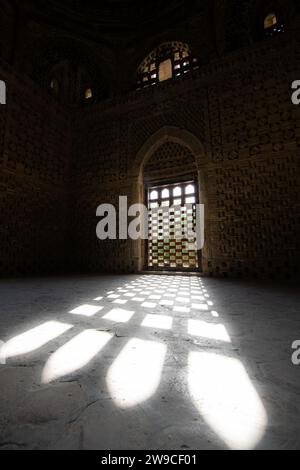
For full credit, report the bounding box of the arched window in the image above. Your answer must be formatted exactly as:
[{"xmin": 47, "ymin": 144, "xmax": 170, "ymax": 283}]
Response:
[
  {"xmin": 150, "ymin": 190, "xmax": 158, "ymax": 201},
  {"xmin": 263, "ymin": 12, "xmax": 285, "ymax": 37},
  {"xmin": 185, "ymin": 184, "xmax": 195, "ymax": 195},
  {"xmin": 85, "ymin": 88, "xmax": 93, "ymax": 100},
  {"xmin": 161, "ymin": 188, "xmax": 170, "ymax": 199},
  {"xmin": 173, "ymin": 187, "xmax": 182, "ymax": 197},
  {"xmin": 137, "ymin": 42, "xmax": 198, "ymax": 89},
  {"xmin": 264, "ymin": 12, "xmax": 277, "ymax": 29},
  {"xmin": 50, "ymin": 78, "xmax": 59, "ymax": 95},
  {"xmin": 158, "ymin": 59, "xmax": 172, "ymax": 82}
]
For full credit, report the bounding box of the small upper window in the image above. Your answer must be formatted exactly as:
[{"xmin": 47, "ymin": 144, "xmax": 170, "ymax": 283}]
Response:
[
  {"xmin": 85, "ymin": 88, "xmax": 93, "ymax": 100},
  {"xmin": 263, "ymin": 12, "xmax": 285, "ymax": 37},
  {"xmin": 159, "ymin": 59, "xmax": 172, "ymax": 82},
  {"xmin": 173, "ymin": 187, "xmax": 182, "ymax": 197},
  {"xmin": 150, "ymin": 190, "xmax": 158, "ymax": 201},
  {"xmin": 264, "ymin": 13, "xmax": 277, "ymax": 29},
  {"xmin": 50, "ymin": 78, "xmax": 59, "ymax": 94},
  {"xmin": 137, "ymin": 42, "xmax": 198, "ymax": 89},
  {"xmin": 161, "ymin": 189, "xmax": 170, "ymax": 199},
  {"xmin": 185, "ymin": 184, "xmax": 195, "ymax": 195}
]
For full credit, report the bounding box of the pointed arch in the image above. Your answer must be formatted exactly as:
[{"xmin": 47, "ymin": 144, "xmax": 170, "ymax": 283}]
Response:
[
  {"xmin": 133, "ymin": 126, "xmax": 205, "ymax": 178},
  {"xmin": 130, "ymin": 127, "xmax": 209, "ymax": 273}
]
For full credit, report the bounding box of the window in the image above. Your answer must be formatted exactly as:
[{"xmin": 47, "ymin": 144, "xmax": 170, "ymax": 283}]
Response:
[
  {"xmin": 264, "ymin": 13, "xmax": 277, "ymax": 29},
  {"xmin": 147, "ymin": 181, "xmax": 199, "ymax": 270},
  {"xmin": 185, "ymin": 184, "xmax": 195, "ymax": 195},
  {"xmin": 173, "ymin": 187, "xmax": 182, "ymax": 197},
  {"xmin": 159, "ymin": 59, "xmax": 172, "ymax": 82},
  {"xmin": 85, "ymin": 88, "xmax": 93, "ymax": 100},
  {"xmin": 263, "ymin": 12, "xmax": 285, "ymax": 37},
  {"xmin": 150, "ymin": 190, "xmax": 158, "ymax": 201},
  {"xmin": 50, "ymin": 79, "xmax": 59, "ymax": 95},
  {"xmin": 137, "ymin": 42, "xmax": 198, "ymax": 89},
  {"xmin": 161, "ymin": 189, "xmax": 170, "ymax": 199}
]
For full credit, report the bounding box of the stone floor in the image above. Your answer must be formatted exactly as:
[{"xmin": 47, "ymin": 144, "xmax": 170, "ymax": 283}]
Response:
[{"xmin": 0, "ymin": 274, "xmax": 300, "ymax": 450}]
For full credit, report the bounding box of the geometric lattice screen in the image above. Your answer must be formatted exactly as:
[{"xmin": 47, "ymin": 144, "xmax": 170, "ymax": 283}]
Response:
[{"xmin": 147, "ymin": 181, "xmax": 199, "ymax": 270}]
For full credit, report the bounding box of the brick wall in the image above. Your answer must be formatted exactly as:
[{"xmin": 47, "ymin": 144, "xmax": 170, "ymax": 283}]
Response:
[
  {"xmin": 71, "ymin": 30, "xmax": 300, "ymax": 279},
  {"xmin": 1, "ymin": 29, "xmax": 299, "ymax": 279},
  {"xmin": 0, "ymin": 61, "xmax": 71, "ymax": 276}
]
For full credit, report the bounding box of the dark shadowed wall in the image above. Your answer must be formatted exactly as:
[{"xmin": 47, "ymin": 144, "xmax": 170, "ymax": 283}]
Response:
[{"xmin": 0, "ymin": 61, "xmax": 71, "ymax": 275}]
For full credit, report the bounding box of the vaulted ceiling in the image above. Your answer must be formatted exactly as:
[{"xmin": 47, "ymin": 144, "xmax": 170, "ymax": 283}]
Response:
[
  {"xmin": 0, "ymin": 0, "xmax": 298, "ymax": 104},
  {"xmin": 28, "ymin": 0, "xmax": 201, "ymax": 33}
]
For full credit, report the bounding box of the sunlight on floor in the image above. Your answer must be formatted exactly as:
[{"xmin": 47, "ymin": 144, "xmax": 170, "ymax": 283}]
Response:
[
  {"xmin": 70, "ymin": 304, "xmax": 104, "ymax": 317},
  {"xmin": 1, "ymin": 321, "xmax": 73, "ymax": 360},
  {"xmin": 2, "ymin": 274, "xmax": 268, "ymax": 449},
  {"xmin": 42, "ymin": 330, "xmax": 113, "ymax": 384},
  {"xmin": 188, "ymin": 352, "xmax": 268, "ymax": 450},
  {"xmin": 103, "ymin": 308, "xmax": 135, "ymax": 323},
  {"xmin": 188, "ymin": 319, "xmax": 231, "ymax": 343},
  {"xmin": 106, "ymin": 338, "xmax": 167, "ymax": 409},
  {"xmin": 142, "ymin": 314, "xmax": 173, "ymax": 330}
]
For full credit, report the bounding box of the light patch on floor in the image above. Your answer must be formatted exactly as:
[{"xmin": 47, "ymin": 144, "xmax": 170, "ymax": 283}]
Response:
[
  {"xmin": 188, "ymin": 352, "xmax": 268, "ymax": 450},
  {"xmin": 2, "ymin": 321, "xmax": 73, "ymax": 360},
  {"xmin": 107, "ymin": 338, "xmax": 167, "ymax": 409},
  {"xmin": 188, "ymin": 319, "xmax": 231, "ymax": 343},
  {"xmin": 42, "ymin": 330, "xmax": 113, "ymax": 384},
  {"xmin": 142, "ymin": 314, "xmax": 173, "ymax": 330},
  {"xmin": 103, "ymin": 308, "xmax": 135, "ymax": 323},
  {"xmin": 70, "ymin": 304, "xmax": 104, "ymax": 317},
  {"xmin": 0, "ymin": 274, "xmax": 298, "ymax": 450}
]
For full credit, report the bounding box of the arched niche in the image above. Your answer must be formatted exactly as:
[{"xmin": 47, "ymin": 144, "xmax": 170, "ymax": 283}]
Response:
[{"xmin": 130, "ymin": 126, "xmax": 209, "ymax": 273}]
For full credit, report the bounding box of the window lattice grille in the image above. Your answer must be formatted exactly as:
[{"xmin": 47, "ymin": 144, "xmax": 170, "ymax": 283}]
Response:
[
  {"xmin": 137, "ymin": 42, "xmax": 199, "ymax": 89},
  {"xmin": 148, "ymin": 182, "xmax": 199, "ymax": 270}
]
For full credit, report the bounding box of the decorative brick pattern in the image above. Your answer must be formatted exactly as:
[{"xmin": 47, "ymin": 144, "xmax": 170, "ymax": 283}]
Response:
[
  {"xmin": 0, "ymin": 64, "xmax": 71, "ymax": 276},
  {"xmin": 1, "ymin": 19, "xmax": 300, "ymax": 279},
  {"xmin": 71, "ymin": 31, "xmax": 300, "ymax": 278},
  {"xmin": 144, "ymin": 142, "xmax": 196, "ymax": 183}
]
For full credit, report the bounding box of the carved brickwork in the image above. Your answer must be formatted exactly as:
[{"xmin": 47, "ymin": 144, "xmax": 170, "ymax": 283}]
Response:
[
  {"xmin": 144, "ymin": 142, "xmax": 197, "ymax": 183},
  {"xmin": 0, "ymin": 63, "xmax": 71, "ymax": 275},
  {"xmin": 1, "ymin": 18, "xmax": 300, "ymax": 278},
  {"xmin": 71, "ymin": 30, "xmax": 300, "ymax": 278}
]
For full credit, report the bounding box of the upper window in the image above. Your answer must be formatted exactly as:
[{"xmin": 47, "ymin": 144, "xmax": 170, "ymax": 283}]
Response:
[
  {"xmin": 85, "ymin": 88, "xmax": 93, "ymax": 100},
  {"xmin": 137, "ymin": 42, "xmax": 198, "ymax": 89},
  {"xmin": 264, "ymin": 12, "xmax": 277, "ymax": 29},
  {"xmin": 263, "ymin": 12, "xmax": 285, "ymax": 37},
  {"xmin": 50, "ymin": 78, "xmax": 59, "ymax": 95},
  {"xmin": 159, "ymin": 59, "xmax": 173, "ymax": 82}
]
